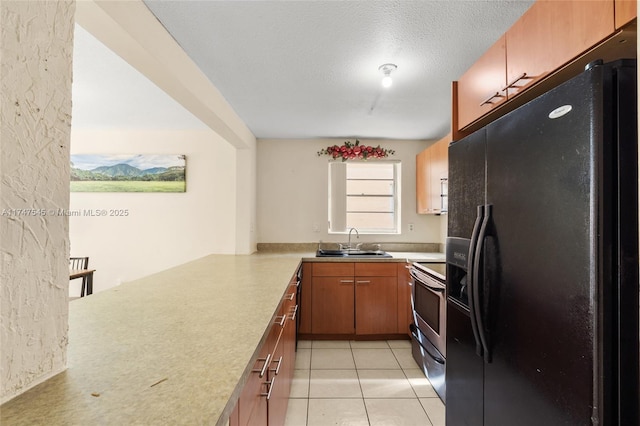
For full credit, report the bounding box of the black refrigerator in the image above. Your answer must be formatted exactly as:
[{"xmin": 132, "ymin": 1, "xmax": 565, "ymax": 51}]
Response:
[{"xmin": 445, "ymin": 59, "xmax": 639, "ymax": 426}]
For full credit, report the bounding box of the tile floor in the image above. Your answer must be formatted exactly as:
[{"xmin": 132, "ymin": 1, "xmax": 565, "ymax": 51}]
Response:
[{"xmin": 285, "ymin": 340, "xmax": 445, "ymax": 426}]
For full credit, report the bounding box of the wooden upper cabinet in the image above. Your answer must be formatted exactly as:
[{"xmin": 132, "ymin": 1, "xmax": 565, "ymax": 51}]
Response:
[
  {"xmin": 615, "ymin": 0, "xmax": 637, "ymax": 28},
  {"xmin": 416, "ymin": 135, "xmax": 449, "ymax": 214},
  {"xmin": 505, "ymin": 0, "xmax": 615, "ymax": 98},
  {"xmin": 457, "ymin": 35, "xmax": 507, "ymax": 129}
]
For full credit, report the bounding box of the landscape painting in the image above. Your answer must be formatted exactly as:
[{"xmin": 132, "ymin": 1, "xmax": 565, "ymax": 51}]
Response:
[{"xmin": 70, "ymin": 154, "xmax": 186, "ymax": 192}]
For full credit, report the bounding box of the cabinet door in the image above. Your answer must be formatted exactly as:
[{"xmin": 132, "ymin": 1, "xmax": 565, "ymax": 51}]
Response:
[
  {"xmin": 429, "ymin": 138, "xmax": 449, "ymax": 212},
  {"xmin": 298, "ymin": 263, "xmax": 312, "ymax": 334},
  {"xmin": 505, "ymin": 0, "xmax": 614, "ymax": 97},
  {"xmin": 416, "ymin": 148, "xmax": 430, "ymax": 214},
  {"xmin": 615, "ymin": 0, "xmax": 637, "ymax": 29},
  {"xmin": 417, "ymin": 136, "xmax": 450, "ymax": 214},
  {"xmin": 311, "ymin": 276, "xmax": 355, "ymax": 334},
  {"xmin": 267, "ymin": 326, "xmax": 288, "ymax": 426},
  {"xmin": 457, "ymin": 35, "xmax": 507, "ymax": 129},
  {"xmin": 397, "ymin": 263, "xmax": 412, "ymax": 336},
  {"xmin": 355, "ymin": 276, "xmax": 398, "ymax": 335}
]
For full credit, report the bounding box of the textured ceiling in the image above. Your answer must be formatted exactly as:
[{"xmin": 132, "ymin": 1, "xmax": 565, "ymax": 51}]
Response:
[
  {"xmin": 142, "ymin": 0, "xmax": 534, "ymax": 140},
  {"xmin": 73, "ymin": 1, "xmax": 535, "ymax": 140}
]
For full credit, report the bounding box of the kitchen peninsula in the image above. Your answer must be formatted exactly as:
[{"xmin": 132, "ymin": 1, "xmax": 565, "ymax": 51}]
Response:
[{"xmin": 0, "ymin": 249, "xmax": 443, "ymax": 425}]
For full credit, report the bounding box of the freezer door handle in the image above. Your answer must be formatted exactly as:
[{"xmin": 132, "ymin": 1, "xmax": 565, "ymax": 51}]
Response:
[
  {"xmin": 473, "ymin": 204, "xmax": 492, "ymax": 363},
  {"xmin": 468, "ymin": 205, "xmax": 484, "ymax": 357}
]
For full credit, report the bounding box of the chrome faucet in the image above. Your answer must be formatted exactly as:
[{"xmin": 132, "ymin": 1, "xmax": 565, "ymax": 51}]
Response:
[{"xmin": 347, "ymin": 227, "xmax": 359, "ymax": 250}]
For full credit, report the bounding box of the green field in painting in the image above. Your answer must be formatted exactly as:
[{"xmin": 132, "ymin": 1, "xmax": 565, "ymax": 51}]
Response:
[{"xmin": 70, "ymin": 181, "xmax": 185, "ymax": 193}]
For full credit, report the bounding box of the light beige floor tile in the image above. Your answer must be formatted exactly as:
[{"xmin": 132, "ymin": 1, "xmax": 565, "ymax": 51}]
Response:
[
  {"xmin": 403, "ymin": 368, "xmax": 438, "ymax": 398},
  {"xmin": 392, "ymin": 347, "xmax": 421, "ymax": 370},
  {"xmin": 284, "ymin": 398, "xmax": 308, "ymax": 426},
  {"xmin": 290, "ymin": 369, "xmax": 310, "ymax": 398},
  {"xmin": 365, "ymin": 398, "xmax": 433, "ymax": 426},
  {"xmin": 350, "ymin": 340, "xmax": 390, "ymax": 349},
  {"xmin": 312, "ymin": 340, "xmax": 351, "ymax": 349},
  {"xmin": 298, "ymin": 340, "xmax": 312, "ymax": 349},
  {"xmin": 311, "ymin": 348, "xmax": 356, "ymax": 369},
  {"xmin": 404, "ymin": 368, "xmax": 438, "ymax": 398},
  {"xmin": 387, "ymin": 339, "xmax": 412, "ymax": 349},
  {"xmin": 309, "ymin": 369, "xmax": 362, "ymax": 398},
  {"xmin": 296, "ymin": 348, "xmax": 311, "ymax": 370},
  {"xmin": 307, "ymin": 398, "xmax": 369, "ymax": 426},
  {"xmin": 352, "ymin": 348, "xmax": 401, "ymax": 370},
  {"xmin": 420, "ymin": 397, "xmax": 446, "ymax": 426},
  {"xmin": 358, "ymin": 369, "xmax": 416, "ymax": 398}
]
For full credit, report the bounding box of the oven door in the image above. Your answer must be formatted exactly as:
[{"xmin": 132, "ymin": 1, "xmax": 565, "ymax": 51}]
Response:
[{"xmin": 410, "ymin": 266, "xmax": 446, "ymax": 357}]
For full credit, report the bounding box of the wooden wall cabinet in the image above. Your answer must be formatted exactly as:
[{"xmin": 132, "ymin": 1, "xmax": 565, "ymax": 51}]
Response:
[
  {"xmin": 456, "ymin": 35, "xmax": 507, "ymax": 130},
  {"xmin": 454, "ymin": 0, "xmax": 635, "ymax": 136},
  {"xmin": 505, "ymin": 0, "xmax": 614, "ymax": 98},
  {"xmin": 416, "ymin": 135, "xmax": 449, "ymax": 214},
  {"xmin": 615, "ymin": 0, "xmax": 637, "ymax": 28}
]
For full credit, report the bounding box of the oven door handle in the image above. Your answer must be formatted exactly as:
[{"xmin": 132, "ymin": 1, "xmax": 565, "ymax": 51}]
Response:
[
  {"xmin": 410, "ymin": 324, "xmax": 445, "ymax": 365},
  {"xmin": 409, "ymin": 270, "xmax": 445, "ymax": 293}
]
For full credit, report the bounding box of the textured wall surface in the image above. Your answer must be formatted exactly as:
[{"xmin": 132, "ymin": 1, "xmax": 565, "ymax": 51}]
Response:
[{"xmin": 0, "ymin": 0, "xmax": 75, "ymax": 403}]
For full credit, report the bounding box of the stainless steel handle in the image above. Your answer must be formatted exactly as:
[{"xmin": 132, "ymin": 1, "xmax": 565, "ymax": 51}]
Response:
[
  {"xmin": 285, "ymin": 293, "xmax": 295, "ymax": 301},
  {"xmin": 290, "ymin": 305, "xmax": 299, "ymax": 321},
  {"xmin": 501, "ymin": 72, "xmax": 533, "ymax": 91},
  {"xmin": 252, "ymin": 353, "xmax": 272, "ymax": 378},
  {"xmin": 340, "ymin": 279, "xmax": 354, "ymax": 283},
  {"xmin": 275, "ymin": 315, "xmax": 286, "ymax": 327},
  {"xmin": 261, "ymin": 377, "xmax": 275, "ymax": 400},
  {"xmin": 479, "ymin": 91, "xmax": 505, "ymax": 106},
  {"xmin": 356, "ymin": 280, "xmax": 371, "ymax": 284},
  {"xmin": 270, "ymin": 355, "xmax": 283, "ymax": 375}
]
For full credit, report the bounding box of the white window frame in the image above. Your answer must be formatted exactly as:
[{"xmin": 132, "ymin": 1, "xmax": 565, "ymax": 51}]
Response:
[{"xmin": 328, "ymin": 161, "xmax": 401, "ymax": 234}]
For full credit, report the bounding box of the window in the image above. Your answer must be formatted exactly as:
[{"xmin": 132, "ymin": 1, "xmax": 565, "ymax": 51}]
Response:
[{"xmin": 328, "ymin": 161, "xmax": 401, "ymax": 234}]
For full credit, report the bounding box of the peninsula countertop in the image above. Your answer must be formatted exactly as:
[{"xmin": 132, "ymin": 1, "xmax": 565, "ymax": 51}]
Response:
[{"xmin": 0, "ymin": 253, "xmax": 303, "ymax": 426}]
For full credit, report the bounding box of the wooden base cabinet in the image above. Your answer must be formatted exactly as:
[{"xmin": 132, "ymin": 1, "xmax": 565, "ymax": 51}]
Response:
[
  {"xmin": 230, "ymin": 270, "xmax": 299, "ymax": 426},
  {"xmin": 305, "ymin": 262, "xmax": 403, "ymax": 337}
]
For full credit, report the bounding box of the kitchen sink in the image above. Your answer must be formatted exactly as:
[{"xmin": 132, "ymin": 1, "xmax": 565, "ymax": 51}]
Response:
[{"xmin": 315, "ymin": 249, "xmax": 392, "ymax": 258}]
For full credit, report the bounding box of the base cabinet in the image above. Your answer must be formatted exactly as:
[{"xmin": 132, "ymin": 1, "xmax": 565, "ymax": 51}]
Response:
[
  {"xmin": 305, "ymin": 262, "xmax": 401, "ymax": 337},
  {"xmin": 230, "ymin": 271, "xmax": 299, "ymax": 426}
]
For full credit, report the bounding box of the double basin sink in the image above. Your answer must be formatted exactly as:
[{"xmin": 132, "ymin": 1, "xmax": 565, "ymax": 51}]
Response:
[{"xmin": 315, "ymin": 248, "xmax": 392, "ymax": 258}]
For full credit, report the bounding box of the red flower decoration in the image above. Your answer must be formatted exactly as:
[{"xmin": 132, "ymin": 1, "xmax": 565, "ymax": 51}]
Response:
[{"xmin": 317, "ymin": 140, "xmax": 395, "ymax": 162}]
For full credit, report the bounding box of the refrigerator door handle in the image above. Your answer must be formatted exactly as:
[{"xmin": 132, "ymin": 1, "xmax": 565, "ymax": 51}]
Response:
[
  {"xmin": 468, "ymin": 205, "xmax": 484, "ymax": 356},
  {"xmin": 473, "ymin": 204, "xmax": 492, "ymax": 363}
]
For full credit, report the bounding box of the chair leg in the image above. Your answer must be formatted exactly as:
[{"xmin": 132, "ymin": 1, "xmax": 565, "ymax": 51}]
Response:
[{"xmin": 81, "ymin": 277, "xmax": 86, "ymax": 297}]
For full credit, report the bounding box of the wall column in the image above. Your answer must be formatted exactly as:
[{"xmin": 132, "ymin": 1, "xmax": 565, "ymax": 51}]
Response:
[{"xmin": 0, "ymin": 0, "xmax": 75, "ymax": 403}]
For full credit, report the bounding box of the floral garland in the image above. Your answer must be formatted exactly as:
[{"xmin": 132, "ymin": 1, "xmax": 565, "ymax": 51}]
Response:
[{"xmin": 317, "ymin": 139, "xmax": 395, "ymax": 161}]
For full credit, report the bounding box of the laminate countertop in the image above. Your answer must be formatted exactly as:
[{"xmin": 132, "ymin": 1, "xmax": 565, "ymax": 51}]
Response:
[{"xmin": 0, "ymin": 253, "xmax": 303, "ymax": 426}]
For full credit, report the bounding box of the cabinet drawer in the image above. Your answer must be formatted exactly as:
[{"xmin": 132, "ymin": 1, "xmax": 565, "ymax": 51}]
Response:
[
  {"xmin": 313, "ymin": 262, "xmax": 354, "ymax": 276},
  {"xmin": 354, "ymin": 262, "xmax": 397, "ymax": 277}
]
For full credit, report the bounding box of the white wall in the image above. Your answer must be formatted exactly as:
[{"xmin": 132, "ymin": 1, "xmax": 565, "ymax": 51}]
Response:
[
  {"xmin": 257, "ymin": 138, "xmax": 445, "ymax": 245},
  {"xmin": 0, "ymin": 0, "xmax": 74, "ymax": 404},
  {"xmin": 69, "ymin": 129, "xmax": 237, "ymax": 294}
]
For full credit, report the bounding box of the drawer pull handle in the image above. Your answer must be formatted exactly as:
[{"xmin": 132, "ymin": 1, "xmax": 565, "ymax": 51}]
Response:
[
  {"xmin": 285, "ymin": 293, "xmax": 295, "ymax": 301},
  {"xmin": 290, "ymin": 305, "xmax": 299, "ymax": 321},
  {"xmin": 275, "ymin": 315, "xmax": 286, "ymax": 327},
  {"xmin": 356, "ymin": 280, "xmax": 371, "ymax": 284},
  {"xmin": 340, "ymin": 280, "xmax": 354, "ymax": 283},
  {"xmin": 270, "ymin": 355, "xmax": 283, "ymax": 375},
  {"xmin": 501, "ymin": 72, "xmax": 533, "ymax": 91},
  {"xmin": 480, "ymin": 91, "xmax": 505, "ymax": 106},
  {"xmin": 252, "ymin": 353, "xmax": 272, "ymax": 378},
  {"xmin": 262, "ymin": 377, "xmax": 275, "ymax": 400}
]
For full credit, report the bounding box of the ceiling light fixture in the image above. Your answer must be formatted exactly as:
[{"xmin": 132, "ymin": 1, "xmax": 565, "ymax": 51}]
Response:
[{"xmin": 378, "ymin": 63, "xmax": 397, "ymax": 88}]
